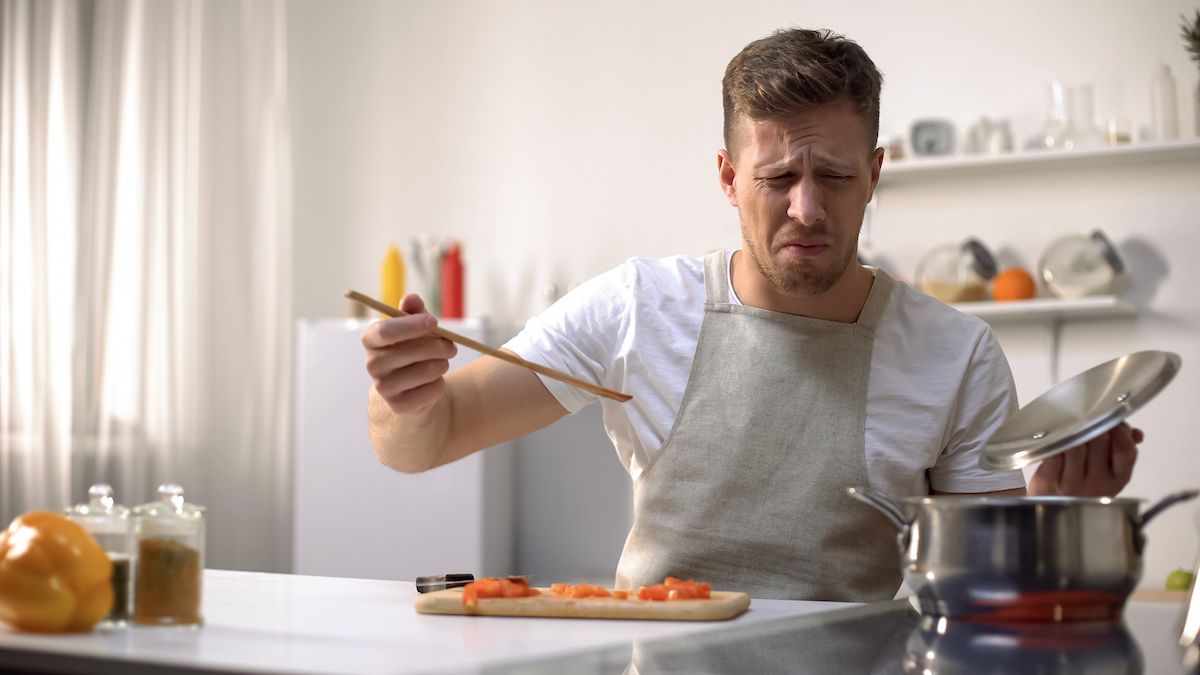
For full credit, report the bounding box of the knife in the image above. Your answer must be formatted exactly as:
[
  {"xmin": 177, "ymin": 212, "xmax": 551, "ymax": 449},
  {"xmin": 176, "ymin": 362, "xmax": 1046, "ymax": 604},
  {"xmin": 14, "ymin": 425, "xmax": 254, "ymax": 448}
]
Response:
[{"xmin": 414, "ymin": 573, "xmax": 531, "ymax": 593}]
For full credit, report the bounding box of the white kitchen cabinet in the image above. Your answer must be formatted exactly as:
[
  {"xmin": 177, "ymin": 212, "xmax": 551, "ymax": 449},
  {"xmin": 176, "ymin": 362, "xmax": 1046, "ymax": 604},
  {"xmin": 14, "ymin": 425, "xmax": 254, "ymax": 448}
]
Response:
[{"xmin": 292, "ymin": 318, "xmax": 515, "ymax": 581}]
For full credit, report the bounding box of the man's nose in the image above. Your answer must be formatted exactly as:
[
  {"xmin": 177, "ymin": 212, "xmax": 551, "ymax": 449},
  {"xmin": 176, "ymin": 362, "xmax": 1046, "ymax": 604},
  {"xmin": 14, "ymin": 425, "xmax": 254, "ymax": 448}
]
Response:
[{"xmin": 787, "ymin": 178, "xmax": 826, "ymax": 225}]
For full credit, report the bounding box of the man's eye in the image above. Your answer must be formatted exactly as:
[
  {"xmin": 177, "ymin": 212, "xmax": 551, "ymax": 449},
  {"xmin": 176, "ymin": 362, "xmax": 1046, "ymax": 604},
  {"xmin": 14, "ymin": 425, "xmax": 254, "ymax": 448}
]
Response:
[
  {"xmin": 761, "ymin": 174, "xmax": 792, "ymax": 182},
  {"xmin": 823, "ymin": 174, "xmax": 853, "ymax": 181}
]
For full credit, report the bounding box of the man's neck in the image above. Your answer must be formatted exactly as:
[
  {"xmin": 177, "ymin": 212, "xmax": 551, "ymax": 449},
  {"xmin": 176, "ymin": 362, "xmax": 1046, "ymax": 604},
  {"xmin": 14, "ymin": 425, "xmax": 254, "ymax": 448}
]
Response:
[{"xmin": 730, "ymin": 249, "xmax": 875, "ymax": 323}]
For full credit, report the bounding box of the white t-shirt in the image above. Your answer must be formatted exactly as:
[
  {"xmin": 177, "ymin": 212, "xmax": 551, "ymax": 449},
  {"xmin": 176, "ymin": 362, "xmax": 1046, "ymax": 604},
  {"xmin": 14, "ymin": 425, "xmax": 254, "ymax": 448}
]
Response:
[{"xmin": 503, "ymin": 250, "xmax": 1027, "ymax": 496}]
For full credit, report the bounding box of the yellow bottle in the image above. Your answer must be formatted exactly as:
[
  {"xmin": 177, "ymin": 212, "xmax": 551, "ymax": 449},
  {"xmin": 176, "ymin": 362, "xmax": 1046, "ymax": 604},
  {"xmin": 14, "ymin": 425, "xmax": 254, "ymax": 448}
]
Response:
[{"xmin": 379, "ymin": 244, "xmax": 406, "ymax": 316}]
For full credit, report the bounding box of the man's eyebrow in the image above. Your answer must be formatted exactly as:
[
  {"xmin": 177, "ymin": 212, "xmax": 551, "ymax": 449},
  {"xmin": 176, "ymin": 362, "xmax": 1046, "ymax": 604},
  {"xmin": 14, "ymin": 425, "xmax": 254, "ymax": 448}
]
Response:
[
  {"xmin": 810, "ymin": 153, "xmax": 858, "ymax": 171},
  {"xmin": 754, "ymin": 156, "xmax": 858, "ymax": 174},
  {"xmin": 752, "ymin": 162, "xmax": 793, "ymax": 174}
]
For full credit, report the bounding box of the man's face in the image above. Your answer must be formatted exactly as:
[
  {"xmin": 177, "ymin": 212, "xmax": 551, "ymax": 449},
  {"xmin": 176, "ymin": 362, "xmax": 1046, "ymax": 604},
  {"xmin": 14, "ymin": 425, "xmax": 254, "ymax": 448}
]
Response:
[{"xmin": 719, "ymin": 100, "xmax": 883, "ymax": 296}]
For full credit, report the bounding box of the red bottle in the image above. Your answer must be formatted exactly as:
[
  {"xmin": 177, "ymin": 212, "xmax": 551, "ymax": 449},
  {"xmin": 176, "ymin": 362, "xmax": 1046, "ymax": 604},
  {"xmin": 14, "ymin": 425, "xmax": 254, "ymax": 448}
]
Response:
[{"xmin": 440, "ymin": 241, "xmax": 464, "ymax": 318}]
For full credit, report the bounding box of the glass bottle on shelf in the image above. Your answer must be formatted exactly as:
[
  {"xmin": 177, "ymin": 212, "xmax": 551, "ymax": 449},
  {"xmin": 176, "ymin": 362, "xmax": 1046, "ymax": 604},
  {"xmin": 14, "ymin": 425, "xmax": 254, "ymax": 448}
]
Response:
[
  {"xmin": 64, "ymin": 484, "xmax": 133, "ymax": 625},
  {"xmin": 1068, "ymin": 84, "xmax": 1106, "ymax": 149},
  {"xmin": 915, "ymin": 238, "xmax": 998, "ymax": 303},
  {"xmin": 1025, "ymin": 81, "xmax": 1074, "ymax": 150},
  {"xmin": 132, "ymin": 484, "xmax": 206, "ymax": 626}
]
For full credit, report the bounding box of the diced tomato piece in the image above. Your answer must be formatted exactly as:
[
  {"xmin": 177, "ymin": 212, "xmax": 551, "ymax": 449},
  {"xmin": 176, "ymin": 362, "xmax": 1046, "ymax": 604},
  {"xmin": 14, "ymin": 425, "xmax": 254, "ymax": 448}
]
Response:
[
  {"xmin": 573, "ymin": 583, "xmax": 611, "ymax": 599},
  {"xmin": 638, "ymin": 584, "xmax": 670, "ymax": 601},
  {"xmin": 612, "ymin": 590, "xmax": 628, "ymax": 600},
  {"xmin": 638, "ymin": 577, "xmax": 711, "ymax": 601},
  {"xmin": 460, "ymin": 577, "xmax": 539, "ymax": 608}
]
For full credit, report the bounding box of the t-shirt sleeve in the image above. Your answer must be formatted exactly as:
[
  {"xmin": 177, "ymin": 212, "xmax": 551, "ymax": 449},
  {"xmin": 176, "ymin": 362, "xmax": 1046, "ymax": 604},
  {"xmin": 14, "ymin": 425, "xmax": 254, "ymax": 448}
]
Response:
[
  {"xmin": 928, "ymin": 326, "xmax": 1028, "ymax": 493},
  {"xmin": 501, "ymin": 263, "xmax": 632, "ymax": 414}
]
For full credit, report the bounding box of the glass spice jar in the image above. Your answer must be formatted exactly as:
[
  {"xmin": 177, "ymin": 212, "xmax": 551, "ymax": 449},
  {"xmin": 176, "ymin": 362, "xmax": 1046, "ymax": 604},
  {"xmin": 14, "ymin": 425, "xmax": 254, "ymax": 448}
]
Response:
[
  {"xmin": 1038, "ymin": 229, "xmax": 1126, "ymax": 299},
  {"xmin": 132, "ymin": 484, "xmax": 205, "ymax": 626},
  {"xmin": 64, "ymin": 484, "xmax": 133, "ymax": 625},
  {"xmin": 915, "ymin": 238, "xmax": 999, "ymax": 303}
]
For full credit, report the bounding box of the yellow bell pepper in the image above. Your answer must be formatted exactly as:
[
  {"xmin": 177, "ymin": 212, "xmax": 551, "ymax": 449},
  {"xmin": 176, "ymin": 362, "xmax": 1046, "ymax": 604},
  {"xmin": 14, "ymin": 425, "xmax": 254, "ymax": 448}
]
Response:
[{"xmin": 0, "ymin": 511, "xmax": 113, "ymax": 632}]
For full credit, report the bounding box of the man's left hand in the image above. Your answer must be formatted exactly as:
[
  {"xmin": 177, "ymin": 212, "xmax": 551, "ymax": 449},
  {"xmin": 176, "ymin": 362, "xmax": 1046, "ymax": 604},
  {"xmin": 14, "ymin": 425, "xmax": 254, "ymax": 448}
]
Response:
[{"xmin": 1027, "ymin": 422, "xmax": 1141, "ymax": 497}]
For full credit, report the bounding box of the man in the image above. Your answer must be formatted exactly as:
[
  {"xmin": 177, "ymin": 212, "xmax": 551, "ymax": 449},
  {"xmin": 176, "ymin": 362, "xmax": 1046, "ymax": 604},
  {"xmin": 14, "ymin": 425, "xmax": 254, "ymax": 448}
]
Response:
[{"xmin": 360, "ymin": 28, "xmax": 1139, "ymax": 601}]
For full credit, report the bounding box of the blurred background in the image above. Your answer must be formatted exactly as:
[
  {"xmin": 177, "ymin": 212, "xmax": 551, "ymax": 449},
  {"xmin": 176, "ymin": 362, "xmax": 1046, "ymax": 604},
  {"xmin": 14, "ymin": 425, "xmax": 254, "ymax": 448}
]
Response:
[{"xmin": 3, "ymin": 0, "xmax": 1199, "ymax": 591}]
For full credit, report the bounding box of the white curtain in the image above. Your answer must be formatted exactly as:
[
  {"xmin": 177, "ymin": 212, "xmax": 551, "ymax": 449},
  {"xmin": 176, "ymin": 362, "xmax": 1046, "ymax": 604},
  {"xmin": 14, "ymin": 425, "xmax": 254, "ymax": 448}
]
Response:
[{"xmin": 1, "ymin": 0, "xmax": 292, "ymax": 572}]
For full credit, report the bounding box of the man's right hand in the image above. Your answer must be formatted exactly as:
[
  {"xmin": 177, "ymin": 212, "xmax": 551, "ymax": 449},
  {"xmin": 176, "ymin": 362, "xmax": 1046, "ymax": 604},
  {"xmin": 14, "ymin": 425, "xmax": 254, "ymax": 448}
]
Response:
[{"xmin": 361, "ymin": 294, "xmax": 458, "ymax": 415}]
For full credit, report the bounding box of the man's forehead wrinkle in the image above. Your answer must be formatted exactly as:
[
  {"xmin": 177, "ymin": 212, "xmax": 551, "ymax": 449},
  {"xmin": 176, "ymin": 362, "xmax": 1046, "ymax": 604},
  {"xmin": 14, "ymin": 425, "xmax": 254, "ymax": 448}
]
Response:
[{"xmin": 748, "ymin": 127, "xmax": 856, "ymax": 172}]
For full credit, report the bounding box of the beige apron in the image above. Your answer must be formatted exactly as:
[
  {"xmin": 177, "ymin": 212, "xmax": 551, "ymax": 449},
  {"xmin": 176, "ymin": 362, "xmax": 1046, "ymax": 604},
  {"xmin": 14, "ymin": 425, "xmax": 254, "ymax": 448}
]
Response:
[{"xmin": 615, "ymin": 250, "xmax": 901, "ymax": 601}]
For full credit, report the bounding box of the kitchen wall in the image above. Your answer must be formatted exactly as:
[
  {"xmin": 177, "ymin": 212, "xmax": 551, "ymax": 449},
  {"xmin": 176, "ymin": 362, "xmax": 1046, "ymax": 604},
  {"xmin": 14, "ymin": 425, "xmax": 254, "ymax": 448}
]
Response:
[{"xmin": 287, "ymin": 0, "xmax": 1200, "ymax": 587}]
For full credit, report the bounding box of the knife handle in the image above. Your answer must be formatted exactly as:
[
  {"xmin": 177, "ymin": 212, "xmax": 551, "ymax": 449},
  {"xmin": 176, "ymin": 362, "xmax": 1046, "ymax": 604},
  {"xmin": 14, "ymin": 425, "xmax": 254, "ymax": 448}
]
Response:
[{"xmin": 415, "ymin": 573, "xmax": 475, "ymax": 593}]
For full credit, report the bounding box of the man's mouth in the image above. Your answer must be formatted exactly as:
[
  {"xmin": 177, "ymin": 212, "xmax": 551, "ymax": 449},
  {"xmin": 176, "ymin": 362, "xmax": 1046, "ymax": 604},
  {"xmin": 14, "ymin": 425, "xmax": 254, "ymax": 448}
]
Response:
[{"xmin": 780, "ymin": 241, "xmax": 830, "ymax": 257}]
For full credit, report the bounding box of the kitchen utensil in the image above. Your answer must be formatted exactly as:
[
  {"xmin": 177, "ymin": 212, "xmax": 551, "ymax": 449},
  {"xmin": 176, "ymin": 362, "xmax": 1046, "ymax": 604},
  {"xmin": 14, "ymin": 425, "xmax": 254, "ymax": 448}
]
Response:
[
  {"xmin": 346, "ymin": 290, "xmax": 633, "ymax": 403},
  {"xmin": 414, "ymin": 587, "xmax": 750, "ymax": 621},
  {"xmin": 915, "ymin": 238, "xmax": 998, "ymax": 303},
  {"xmin": 1038, "ymin": 229, "xmax": 1125, "ymax": 299},
  {"xmin": 847, "ymin": 486, "xmax": 1199, "ymax": 621},
  {"xmin": 981, "ymin": 350, "xmax": 1179, "ymax": 470},
  {"xmin": 415, "ymin": 574, "xmax": 531, "ymax": 593},
  {"xmin": 416, "ymin": 573, "xmax": 475, "ymax": 593}
]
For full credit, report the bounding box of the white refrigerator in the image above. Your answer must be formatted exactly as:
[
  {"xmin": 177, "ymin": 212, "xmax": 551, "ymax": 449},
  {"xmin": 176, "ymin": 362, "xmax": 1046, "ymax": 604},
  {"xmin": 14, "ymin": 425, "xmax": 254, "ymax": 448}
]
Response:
[{"xmin": 292, "ymin": 317, "xmax": 515, "ymax": 581}]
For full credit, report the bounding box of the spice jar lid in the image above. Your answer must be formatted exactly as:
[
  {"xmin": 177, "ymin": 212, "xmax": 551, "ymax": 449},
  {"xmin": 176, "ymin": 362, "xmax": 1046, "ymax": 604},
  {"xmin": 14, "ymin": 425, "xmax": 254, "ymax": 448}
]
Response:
[
  {"xmin": 65, "ymin": 484, "xmax": 130, "ymax": 533},
  {"xmin": 981, "ymin": 350, "xmax": 1181, "ymax": 470},
  {"xmin": 1090, "ymin": 229, "xmax": 1125, "ymax": 275},
  {"xmin": 962, "ymin": 238, "xmax": 998, "ymax": 281},
  {"xmin": 133, "ymin": 483, "xmax": 206, "ymax": 521}
]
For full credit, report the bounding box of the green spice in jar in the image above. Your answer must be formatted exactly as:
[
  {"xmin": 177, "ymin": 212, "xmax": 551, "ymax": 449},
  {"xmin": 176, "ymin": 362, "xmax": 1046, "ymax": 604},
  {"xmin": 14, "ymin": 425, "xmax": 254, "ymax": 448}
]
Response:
[{"xmin": 134, "ymin": 537, "xmax": 202, "ymax": 625}]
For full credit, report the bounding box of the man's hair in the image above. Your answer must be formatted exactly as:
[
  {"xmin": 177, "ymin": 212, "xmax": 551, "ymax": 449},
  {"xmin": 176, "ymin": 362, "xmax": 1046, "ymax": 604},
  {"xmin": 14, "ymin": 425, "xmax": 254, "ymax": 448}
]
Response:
[{"xmin": 722, "ymin": 28, "xmax": 883, "ymax": 156}]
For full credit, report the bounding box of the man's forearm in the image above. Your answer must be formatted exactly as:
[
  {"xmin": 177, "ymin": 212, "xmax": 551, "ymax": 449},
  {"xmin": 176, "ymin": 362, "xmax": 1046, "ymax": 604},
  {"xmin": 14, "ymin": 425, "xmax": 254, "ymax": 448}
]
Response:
[{"xmin": 367, "ymin": 386, "xmax": 453, "ymax": 473}]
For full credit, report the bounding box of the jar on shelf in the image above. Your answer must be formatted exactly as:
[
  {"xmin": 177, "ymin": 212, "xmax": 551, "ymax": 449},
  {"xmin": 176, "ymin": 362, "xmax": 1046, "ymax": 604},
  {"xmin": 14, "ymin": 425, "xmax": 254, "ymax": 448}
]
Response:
[
  {"xmin": 132, "ymin": 484, "xmax": 205, "ymax": 626},
  {"xmin": 1038, "ymin": 230, "xmax": 1126, "ymax": 299},
  {"xmin": 915, "ymin": 238, "xmax": 998, "ymax": 303},
  {"xmin": 64, "ymin": 484, "xmax": 133, "ymax": 624}
]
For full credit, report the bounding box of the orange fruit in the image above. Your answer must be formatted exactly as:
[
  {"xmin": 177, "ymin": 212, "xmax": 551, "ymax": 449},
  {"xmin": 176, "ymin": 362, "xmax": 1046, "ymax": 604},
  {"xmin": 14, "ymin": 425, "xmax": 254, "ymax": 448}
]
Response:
[{"xmin": 992, "ymin": 267, "xmax": 1037, "ymax": 301}]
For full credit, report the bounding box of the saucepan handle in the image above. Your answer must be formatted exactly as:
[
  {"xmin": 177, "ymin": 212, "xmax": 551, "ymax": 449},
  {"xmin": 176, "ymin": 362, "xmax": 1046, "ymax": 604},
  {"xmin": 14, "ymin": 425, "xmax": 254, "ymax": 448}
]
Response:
[
  {"xmin": 1141, "ymin": 489, "xmax": 1200, "ymax": 527},
  {"xmin": 846, "ymin": 487, "xmax": 912, "ymax": 531}
]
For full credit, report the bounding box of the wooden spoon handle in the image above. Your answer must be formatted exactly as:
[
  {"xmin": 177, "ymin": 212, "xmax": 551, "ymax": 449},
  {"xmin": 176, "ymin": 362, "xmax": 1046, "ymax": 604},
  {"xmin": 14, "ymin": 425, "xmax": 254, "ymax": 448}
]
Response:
[{"xmin": 345, "ymin": 290, "xmax": 633, "ymax": 403}]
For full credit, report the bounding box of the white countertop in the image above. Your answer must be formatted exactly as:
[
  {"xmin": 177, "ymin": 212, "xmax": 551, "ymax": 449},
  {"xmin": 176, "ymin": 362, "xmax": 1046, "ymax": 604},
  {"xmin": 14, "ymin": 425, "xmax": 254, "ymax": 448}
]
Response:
[{"xmin": 0, "ymin": 570, "xmax": 855, "ymax": 674}]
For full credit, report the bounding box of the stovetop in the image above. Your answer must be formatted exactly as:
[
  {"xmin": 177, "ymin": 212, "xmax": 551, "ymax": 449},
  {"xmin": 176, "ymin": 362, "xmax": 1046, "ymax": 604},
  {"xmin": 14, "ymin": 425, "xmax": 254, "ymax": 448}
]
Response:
[{"xmin": 484, "ymin": 599, "xmax": 1195, "ymax": 674}]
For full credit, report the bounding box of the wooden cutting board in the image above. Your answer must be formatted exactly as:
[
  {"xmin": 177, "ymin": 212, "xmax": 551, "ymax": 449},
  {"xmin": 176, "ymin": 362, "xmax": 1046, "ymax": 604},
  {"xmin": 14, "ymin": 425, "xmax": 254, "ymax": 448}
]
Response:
[{"xmin": 414, "ymin": 587, "xmax": 751, "ymax": 621}]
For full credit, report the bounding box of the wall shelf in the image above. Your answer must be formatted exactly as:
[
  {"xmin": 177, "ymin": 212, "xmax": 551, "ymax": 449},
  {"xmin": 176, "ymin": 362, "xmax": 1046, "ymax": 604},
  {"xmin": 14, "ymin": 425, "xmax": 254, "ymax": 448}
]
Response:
[
  {"xmin": 952, "ymin": 295, "xmax": 1136, "ymax": 324},
  {"xmin": 878, "ymin": 138, "xmax": 1200, "ymax": 187}
]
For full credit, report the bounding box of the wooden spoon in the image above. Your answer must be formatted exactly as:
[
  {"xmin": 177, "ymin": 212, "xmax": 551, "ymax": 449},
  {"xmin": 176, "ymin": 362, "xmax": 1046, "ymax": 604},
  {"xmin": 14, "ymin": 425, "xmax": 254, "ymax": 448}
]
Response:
[{"xmin": 345, "ymin": 290, "xmax": 633, "ymax": 403}]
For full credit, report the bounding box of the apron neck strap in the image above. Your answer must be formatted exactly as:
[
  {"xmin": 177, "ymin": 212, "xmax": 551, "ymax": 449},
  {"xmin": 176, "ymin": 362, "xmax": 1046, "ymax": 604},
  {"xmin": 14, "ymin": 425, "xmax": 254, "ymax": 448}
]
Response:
[
  {"xmin": 705, "ymin": 250, "xmax": 896, "ymax": 330},
  {"xmin": 703, "ymin": 250, "xmax": 729, "ymax": 304},
  {"xmin": 855, "ymin": 268, "xmax": 895, "ymax": 330}
]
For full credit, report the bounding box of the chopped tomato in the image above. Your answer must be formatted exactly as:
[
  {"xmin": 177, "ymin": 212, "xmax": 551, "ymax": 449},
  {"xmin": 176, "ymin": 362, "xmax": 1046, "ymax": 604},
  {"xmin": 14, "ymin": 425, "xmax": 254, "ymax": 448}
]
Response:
[
  {"xmin": 638, "ymin": 584, "xmax": 670, "ymax": 601},
  {"xmin": 549, "ymin": 582, "xmax": 613, "ymax": 599},
  {"xmin": 638, "ymin": 577, "xmax": 712, "ymax": 601},
  {"xmin": 611, "ymin": 590, "xmax": 628, "ymax": 600},
  {"xmin": 461, "ymin": 577, "xmax": 540, "ymax": 609}
]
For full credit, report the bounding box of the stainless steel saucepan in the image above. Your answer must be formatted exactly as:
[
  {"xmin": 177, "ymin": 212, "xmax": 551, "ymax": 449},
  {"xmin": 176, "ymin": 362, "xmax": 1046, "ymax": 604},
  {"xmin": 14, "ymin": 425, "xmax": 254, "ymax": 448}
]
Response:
[{"xmin": 848, "ymin": 487, "xmax": 1198, "ymax": 621}]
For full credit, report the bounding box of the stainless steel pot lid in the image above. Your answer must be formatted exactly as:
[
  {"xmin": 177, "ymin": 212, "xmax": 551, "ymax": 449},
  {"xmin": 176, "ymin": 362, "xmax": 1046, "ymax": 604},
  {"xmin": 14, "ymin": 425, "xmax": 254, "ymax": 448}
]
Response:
[{"xmin": 981, "ymin": 350, "xmax": 1181, "ymax": 470}]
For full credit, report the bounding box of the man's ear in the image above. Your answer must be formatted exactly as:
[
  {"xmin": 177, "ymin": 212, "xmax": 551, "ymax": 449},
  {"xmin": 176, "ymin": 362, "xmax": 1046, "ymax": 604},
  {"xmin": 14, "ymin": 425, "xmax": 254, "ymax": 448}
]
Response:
[
  {"xmin": 866, "ymin": 146, "xmax": 884, "ymax": 201},
  {"xmin": 717, "ymin": 149, "xmax": 739, "ymax": 207}
]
